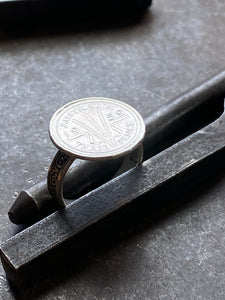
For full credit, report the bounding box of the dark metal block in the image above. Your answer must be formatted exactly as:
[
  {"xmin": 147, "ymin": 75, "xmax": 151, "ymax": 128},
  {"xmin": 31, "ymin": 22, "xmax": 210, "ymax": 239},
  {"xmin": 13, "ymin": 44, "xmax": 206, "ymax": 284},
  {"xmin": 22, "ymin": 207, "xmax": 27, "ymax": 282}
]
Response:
[{"xmin": 1, "ymin": 109, "xmax": 225, "ymax": 290}]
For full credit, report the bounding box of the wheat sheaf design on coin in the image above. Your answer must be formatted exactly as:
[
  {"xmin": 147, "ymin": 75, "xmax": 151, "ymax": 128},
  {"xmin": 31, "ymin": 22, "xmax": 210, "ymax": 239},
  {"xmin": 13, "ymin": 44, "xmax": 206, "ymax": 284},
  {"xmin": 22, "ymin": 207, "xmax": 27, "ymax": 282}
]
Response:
[{"xmin": 49, "ymin": 98, "xmax": 145, "ymax": 160}]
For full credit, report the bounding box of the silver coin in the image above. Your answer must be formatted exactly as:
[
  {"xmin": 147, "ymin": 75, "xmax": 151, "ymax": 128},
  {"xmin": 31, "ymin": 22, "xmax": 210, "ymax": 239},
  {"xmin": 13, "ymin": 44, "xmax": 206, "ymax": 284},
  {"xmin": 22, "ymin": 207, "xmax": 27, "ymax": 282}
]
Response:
[{"xmin": 49, "ymin": 97, "xmax": 145, "ymax": 160}]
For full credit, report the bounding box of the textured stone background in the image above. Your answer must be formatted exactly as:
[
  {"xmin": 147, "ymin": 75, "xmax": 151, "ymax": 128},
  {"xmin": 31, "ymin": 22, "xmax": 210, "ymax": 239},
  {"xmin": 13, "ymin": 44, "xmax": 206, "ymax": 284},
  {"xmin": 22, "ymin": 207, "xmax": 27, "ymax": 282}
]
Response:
[{"xmin": 0, "ymin": 0, "xmax": 225, "ymax": 299}]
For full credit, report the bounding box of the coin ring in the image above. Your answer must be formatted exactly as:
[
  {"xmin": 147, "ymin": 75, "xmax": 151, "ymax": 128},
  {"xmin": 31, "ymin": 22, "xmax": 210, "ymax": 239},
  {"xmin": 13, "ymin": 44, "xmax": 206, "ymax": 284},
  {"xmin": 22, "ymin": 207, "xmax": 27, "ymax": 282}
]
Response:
[{"xmin": 47, "ymin": 97, "xmax": 146, "ymax": 207}]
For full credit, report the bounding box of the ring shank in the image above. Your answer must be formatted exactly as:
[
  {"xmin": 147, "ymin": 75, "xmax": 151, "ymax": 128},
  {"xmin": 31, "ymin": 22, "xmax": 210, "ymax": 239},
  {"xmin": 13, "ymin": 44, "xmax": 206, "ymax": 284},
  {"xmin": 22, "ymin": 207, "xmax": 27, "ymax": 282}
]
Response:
[
  {"xmin": 47, "ymin": 144, "xmax": 143, "ymax": 207},
  {"xmin": 47, "ymin": 151, "xmax": 75, "ymax": 207}
]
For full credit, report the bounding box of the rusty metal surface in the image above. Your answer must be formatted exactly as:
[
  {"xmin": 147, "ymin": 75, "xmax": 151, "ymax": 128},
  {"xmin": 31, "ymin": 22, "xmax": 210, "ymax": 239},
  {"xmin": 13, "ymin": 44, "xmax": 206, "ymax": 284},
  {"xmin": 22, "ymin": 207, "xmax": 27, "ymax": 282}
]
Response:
[{"xmin": 1, "ymin": 0, "xmax": 225, "ymax": 299}]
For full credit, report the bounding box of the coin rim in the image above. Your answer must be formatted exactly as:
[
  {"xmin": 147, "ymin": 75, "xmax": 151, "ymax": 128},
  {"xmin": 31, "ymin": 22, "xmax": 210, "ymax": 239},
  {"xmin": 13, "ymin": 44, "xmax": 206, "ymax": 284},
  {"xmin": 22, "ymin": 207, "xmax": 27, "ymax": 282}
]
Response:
[{"xmin": 49, "ymin": 97, "xmax": 145, "ymax": 160}]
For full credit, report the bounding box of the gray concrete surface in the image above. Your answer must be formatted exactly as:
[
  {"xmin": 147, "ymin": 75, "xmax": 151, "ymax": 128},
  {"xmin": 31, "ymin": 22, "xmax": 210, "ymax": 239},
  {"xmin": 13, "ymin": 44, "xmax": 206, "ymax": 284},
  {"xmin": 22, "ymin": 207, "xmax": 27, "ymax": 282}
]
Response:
[{"xmin": 0, "ymin": 0, "xmax": 225, "ymax": 299}]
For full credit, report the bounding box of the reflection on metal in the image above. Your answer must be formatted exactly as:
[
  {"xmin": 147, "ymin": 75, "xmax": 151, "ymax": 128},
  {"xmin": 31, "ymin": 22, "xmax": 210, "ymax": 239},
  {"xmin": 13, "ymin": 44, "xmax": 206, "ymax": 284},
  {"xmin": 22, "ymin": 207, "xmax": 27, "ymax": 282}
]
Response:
[{"xmin": 47, "ymin": 98, "xmax": 145, "ymax": 207}]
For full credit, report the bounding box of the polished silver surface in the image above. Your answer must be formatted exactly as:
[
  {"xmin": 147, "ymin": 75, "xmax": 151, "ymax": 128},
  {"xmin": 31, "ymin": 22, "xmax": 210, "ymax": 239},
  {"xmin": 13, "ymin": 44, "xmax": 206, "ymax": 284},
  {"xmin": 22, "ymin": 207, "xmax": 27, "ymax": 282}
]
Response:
[
  {"xmin": 48, "ymin": 98, "xmax": 145, "ymax": 206},
  {"xmin": 49, "ymin": 97, "xmax": 145, "ymax": 160}
]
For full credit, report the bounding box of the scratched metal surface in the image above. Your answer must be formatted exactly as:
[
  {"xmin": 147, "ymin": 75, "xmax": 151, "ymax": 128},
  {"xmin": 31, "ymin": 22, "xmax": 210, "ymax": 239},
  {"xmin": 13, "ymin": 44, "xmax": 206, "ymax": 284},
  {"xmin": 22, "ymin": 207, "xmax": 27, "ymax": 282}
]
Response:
[{"xmin": 0, "ymin": 0, "xmax": 225, "ymax": 299}]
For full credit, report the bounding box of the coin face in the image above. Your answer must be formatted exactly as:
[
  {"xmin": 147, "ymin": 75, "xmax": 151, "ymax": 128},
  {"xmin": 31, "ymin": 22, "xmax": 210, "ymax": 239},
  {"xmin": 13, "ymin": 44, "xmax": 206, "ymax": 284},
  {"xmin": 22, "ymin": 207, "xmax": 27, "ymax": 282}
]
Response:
[{"xmin": 49, "ymin": 97, "xmax": 145, "ymax": 160}]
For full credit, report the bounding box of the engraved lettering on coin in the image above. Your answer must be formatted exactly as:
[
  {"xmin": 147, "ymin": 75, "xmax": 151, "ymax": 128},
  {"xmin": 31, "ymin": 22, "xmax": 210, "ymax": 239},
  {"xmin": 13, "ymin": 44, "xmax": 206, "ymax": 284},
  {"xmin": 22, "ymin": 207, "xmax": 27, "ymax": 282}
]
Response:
[{"xmin": 49, "ymin": 98, "xmax": 145, "ymax": 159}]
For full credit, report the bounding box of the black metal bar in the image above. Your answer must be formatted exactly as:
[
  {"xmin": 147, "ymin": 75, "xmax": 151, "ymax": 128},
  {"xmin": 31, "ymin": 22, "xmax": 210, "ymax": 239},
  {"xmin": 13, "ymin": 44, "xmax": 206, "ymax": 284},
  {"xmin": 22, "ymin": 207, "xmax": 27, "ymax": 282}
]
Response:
[
  {"xmin": 8, "ymin": 70, "xmax": 225, "ymax": 224},
  {"xmin": 1, "ymin": 108, "xmax": 225, "ymax": 290},
  {"xmin": 0, "ymin": 0, "xmax": 152, "ymax": 29}
]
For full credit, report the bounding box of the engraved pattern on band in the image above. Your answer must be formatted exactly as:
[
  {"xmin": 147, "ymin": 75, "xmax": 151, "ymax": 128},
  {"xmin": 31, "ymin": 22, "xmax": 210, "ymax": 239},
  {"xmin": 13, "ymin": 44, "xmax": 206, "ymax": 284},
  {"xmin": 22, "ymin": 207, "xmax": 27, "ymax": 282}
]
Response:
[
  {"xmin": 47, "ymin": 144, "xmax": 143, "ymax": 207},
  {"xmin": 47, "ymin": 151, "xmax": 74, "ymax": 207}
]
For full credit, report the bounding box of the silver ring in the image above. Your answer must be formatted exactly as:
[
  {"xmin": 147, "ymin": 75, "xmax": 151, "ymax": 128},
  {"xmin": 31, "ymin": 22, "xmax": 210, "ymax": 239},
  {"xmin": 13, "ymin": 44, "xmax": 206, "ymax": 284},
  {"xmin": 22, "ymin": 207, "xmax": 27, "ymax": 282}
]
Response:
[{"xmin": 47, "ymin": 97, "xmax": 146, "ymax": 207}]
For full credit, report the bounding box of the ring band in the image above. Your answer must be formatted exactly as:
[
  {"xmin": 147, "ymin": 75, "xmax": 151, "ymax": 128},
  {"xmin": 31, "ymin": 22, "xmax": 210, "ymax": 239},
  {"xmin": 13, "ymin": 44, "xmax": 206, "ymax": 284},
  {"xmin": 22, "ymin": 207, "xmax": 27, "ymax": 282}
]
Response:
[
  {"xmin": 48, "ymin": 144, "xmax": 143, "ymax": 207},
  {"xmin": 47, "ymin": 97, "xmax": 146, "ymax": 207}
]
